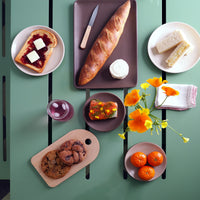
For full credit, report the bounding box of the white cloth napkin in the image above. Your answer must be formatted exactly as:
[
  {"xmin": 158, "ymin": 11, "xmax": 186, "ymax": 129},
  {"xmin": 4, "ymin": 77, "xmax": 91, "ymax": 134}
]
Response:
[{"xmin": 155, "ymin": 84, "xmax": 197, "ymax": 110}]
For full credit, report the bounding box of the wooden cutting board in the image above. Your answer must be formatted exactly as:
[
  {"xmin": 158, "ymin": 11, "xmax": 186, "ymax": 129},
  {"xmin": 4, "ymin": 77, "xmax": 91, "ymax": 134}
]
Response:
[{"xmin": 31, "ymin": 129, "xmax": 100, "ymax": 187}]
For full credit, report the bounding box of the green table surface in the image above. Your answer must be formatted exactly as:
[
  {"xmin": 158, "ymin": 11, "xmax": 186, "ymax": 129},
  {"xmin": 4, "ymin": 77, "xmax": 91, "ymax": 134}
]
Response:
[{"xmin": 1, "ymin": 0, "xmax": 200, "ymax": 199}]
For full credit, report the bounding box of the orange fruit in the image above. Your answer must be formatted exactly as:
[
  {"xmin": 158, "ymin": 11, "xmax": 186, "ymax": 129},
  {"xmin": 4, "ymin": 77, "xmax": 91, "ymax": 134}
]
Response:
[
  {"xmin": 147, "ymin": 151, "xmax": 164, "ymax": 166},
  {"xmin": 130, "ymin": 152, "xmax": 147, "ymax": 168},
  {"xmin": 138, "ymin": 165, "xmax": 155, "ymax": 181}
]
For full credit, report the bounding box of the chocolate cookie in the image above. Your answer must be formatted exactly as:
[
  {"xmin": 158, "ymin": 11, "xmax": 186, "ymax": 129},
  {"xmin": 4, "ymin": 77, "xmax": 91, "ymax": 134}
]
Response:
[
  {"xmin": 58, "ymin": 140, "xmax": 87, "ymax": 166},
  {"xmin": 41, "ymin": 150, "xmax": 71, "ymax": 179}
]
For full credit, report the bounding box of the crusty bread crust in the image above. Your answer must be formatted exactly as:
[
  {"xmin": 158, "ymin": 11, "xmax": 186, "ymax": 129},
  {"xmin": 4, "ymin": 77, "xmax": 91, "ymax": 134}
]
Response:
[
  {"xmin": 78, "ymin": 0, "xmax": 131, "ymax": 86},
  {"xmin": 15, "ymin": 29, "xmax": 57, "ymax": 73}
]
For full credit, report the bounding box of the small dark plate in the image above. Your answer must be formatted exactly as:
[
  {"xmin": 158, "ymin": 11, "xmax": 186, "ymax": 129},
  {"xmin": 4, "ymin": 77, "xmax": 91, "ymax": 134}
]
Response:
[
  {"xmin": 74, "ymin": 0, "xmax": 137, "ymax": 89},
  {"xmin": 83, "ymin": 92, "xmax": 126, "ymax": 132}
]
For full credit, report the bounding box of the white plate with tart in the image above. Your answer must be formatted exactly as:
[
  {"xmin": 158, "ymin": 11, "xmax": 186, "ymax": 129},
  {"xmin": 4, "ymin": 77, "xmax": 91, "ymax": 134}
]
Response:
[
  {"xmin": 11, "ymin": 25, "xmax": 65, "ymax": 76},
  {"xmin": 83, "ymin": 92, "xmax": 126, "ymax": 132},
  {"xmin": 148, "ymin": 22, "xmax": 200, "ymax": 73}
]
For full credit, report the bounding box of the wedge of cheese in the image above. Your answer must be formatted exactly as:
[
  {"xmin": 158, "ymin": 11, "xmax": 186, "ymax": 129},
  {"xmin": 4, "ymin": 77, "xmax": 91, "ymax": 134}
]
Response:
[
  {"xmin": 165, "ymin": 40, "xmax": 192, "ymax": 67},
  {"xmin": 156, "ymin": 30, "xmax": 185, "ymax": 53}
]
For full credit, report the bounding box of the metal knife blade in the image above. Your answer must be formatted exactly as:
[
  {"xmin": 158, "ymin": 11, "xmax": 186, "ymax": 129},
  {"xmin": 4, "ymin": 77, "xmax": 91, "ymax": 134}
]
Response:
[
  {"xmin": 88, "ymin": 5, "xmax": 99, "ymax": 26},
  {"xmin": 80, "ymin": 5, "xmax": 99, "ymax": 49}
]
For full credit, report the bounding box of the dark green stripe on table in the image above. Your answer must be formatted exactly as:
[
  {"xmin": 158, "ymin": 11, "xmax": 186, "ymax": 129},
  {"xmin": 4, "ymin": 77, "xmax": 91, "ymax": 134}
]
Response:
[
  {"xmin": 2, "ymin": 76, "xmax": 7, "ymax": 161},
  {"xmin": 123, "ymin": 88, "xmax": 128, "ymax": 179},
  {"xmin": 162, "ymin": 0, "xmax": 166, "ymax": 179},
  {"xmin": 85, "ymin": 89, "xmax": 90, "ymax": 179},
  {"xmin": 2, "ymin": 0, "xmax": 5, "ymax": 57},
  {"xmin": 48, "ymin": 0, "xmax": 53, "ymax": 145}
]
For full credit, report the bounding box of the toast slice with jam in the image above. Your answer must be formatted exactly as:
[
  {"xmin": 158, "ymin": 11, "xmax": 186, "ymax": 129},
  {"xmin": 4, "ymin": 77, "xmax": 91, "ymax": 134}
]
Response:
[{"xmin": 15, "ymin": 29, "xmax": 57, "ymax": 73}]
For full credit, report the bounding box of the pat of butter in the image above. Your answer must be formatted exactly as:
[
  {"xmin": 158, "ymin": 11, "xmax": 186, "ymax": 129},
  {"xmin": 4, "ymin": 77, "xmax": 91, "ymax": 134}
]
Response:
[
  {"xmin": 26, "ymin": 50, "xmax": 40, "ymax": 63},
  {"xmin": 33, "ymin": 38, "xmax": 46, "ymax": 50}
]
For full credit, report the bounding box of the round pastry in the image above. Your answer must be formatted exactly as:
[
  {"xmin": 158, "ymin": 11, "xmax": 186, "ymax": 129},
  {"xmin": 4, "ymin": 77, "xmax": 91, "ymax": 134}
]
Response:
[
  {"xmin": 60, "ymin": 139, "xmax": 76, "ymax": 151},
  {"xmin": 58, "ymin": 139, "xmax": 87, "ymax": 166},
  {"xmin": 58, "ymin": 150, "xmax": 74, "ymax": 166},
  {"xmin": 41, "ymin": 150, "xmax": 71, "ymax": 179}
]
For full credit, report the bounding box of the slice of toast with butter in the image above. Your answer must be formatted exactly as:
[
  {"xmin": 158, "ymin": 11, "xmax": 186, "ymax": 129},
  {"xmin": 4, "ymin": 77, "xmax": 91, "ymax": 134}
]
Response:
[{"xmin": 15, "ymin": 29, "xmax": 57, "ymax": 73}]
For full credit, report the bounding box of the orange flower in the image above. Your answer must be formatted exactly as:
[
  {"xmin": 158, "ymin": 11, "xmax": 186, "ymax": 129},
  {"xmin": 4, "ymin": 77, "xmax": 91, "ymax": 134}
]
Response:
[
  {"xmin": 124, "ymin": 89, "xmax": 141, "ymax": 106},
  {"xmin": 161, "ymin": 86, "xmax": 179, "ymax": 96},
  {"xmin": 147, "ymin": 77, "xmax": 168, "ymax": 87},
  {"xmin": 128, "ymin": 109, "xmax": 152, "ymax": 133}
]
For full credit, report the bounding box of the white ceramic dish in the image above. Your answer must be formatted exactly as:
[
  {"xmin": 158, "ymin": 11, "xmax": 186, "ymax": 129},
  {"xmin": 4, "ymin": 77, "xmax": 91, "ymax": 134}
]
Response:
[
  {"xmin": 148, "ymin": 22, "xmax": 200, "ymax": 73},
  {"xmin": 11, "ymin": 25, "xmax": 65, "ymax": 76},
  {"xmin": 124, "ymin": 142, "xmax": 167, "ymax": 181}
]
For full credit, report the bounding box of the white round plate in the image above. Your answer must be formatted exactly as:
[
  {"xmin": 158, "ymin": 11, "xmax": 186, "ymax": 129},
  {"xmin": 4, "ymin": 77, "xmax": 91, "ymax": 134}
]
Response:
[
  {"xmin": 124, "ymin": 142, "xmax": 167, "ymax": 181},
  {"xmin": 11, "ymin": 25, "xmax": 65, "ymax": 76},
  {"xmin": 148, "ymin": 22, "xmax": 200, "ymax": 73}
]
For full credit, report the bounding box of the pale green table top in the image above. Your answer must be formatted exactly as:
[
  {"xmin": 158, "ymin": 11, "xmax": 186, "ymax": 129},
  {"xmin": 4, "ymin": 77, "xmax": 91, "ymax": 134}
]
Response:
[{"xmin": 1, "ymin": 0, "xmax": 200, "ymax": 199}]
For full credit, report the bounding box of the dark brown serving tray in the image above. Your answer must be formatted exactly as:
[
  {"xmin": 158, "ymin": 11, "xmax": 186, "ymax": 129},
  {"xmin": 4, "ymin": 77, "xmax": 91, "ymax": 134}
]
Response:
[{"xmin": 73, "ymin": 0, "xmax": 137, "ymax": 89}]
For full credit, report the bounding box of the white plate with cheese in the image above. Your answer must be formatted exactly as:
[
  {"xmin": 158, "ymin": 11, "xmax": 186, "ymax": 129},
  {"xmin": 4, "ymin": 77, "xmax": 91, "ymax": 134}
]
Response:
[
  {"xmin": 11, "ymin": 25, "xmax": 65, "ymax": 76},
  {"xmin": 148, "ymin": 22, "xmax": 200, "ymax": 73}
]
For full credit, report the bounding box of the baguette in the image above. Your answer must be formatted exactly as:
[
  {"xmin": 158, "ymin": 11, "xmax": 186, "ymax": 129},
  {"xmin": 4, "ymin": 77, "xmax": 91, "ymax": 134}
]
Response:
[
  {"xmin": 15, "ymin": 29, "xmax": 57, "ymax": 73},
  {"xmin": 78, "ymin": 0, "xmax": 131, "ymax": 86}
]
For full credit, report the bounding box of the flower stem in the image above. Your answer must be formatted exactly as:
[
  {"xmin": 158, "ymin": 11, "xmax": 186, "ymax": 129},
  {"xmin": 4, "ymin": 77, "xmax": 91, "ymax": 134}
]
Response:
[
  {"xmin": 167, "ymin": 124, "xmax": 181, "ymax": 136},
  {"xmin": 149, "ymin": 113, "xmax": 160, "ymax": 121},
  {"xmin": 150, "ymin": 88, "xmax": 157, "ymax": 111},
  {"xmin": 142, "ymin": 93, "xmax": 148, "ymax": 108},
  {"xmin": 137, "ymin": 103, "xmax": 144, "ymax": 110},
  {"xmin": 151, "ymin": 96, "xmax": 168, "ymax": 112},
  {"xmin": 157, "ymin": 96, "xmax": 168, "ymax": 108}
]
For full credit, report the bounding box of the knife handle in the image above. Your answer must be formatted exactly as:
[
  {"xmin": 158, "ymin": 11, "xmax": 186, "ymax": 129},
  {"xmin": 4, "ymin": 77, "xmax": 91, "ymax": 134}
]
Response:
[{"xmin": 80, "ymin": 25, "xmax": 92, "ymax": 49}]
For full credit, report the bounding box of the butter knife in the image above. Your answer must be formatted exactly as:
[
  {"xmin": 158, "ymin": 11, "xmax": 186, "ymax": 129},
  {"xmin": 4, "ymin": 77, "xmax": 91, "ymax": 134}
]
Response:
[{"xmin": 80, "ymin": 5, "xmax": 99, "ymax": 49}]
